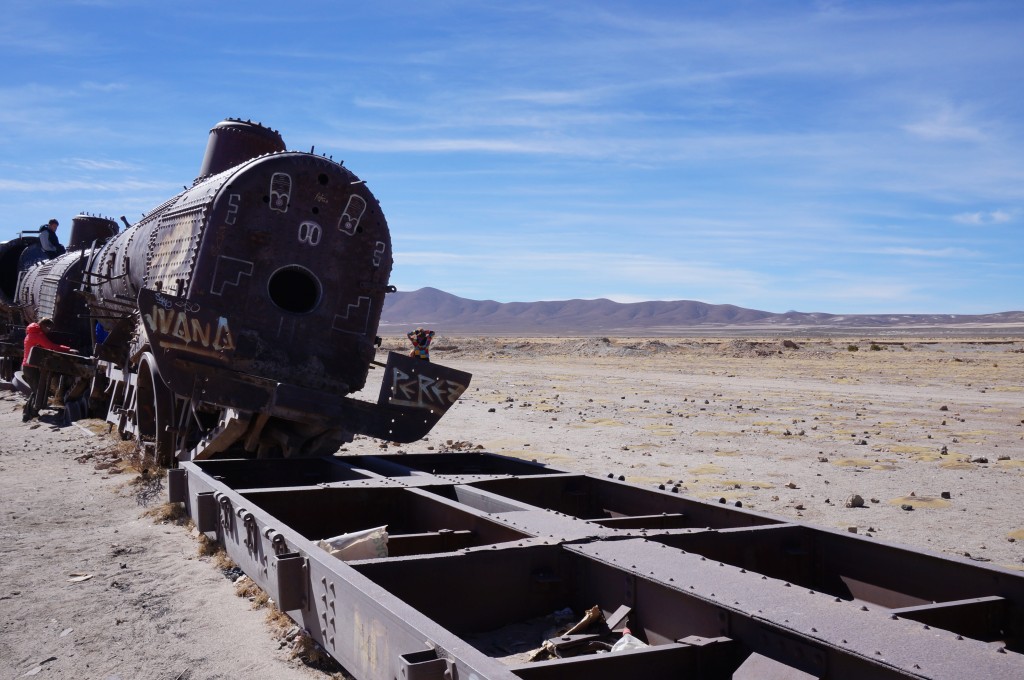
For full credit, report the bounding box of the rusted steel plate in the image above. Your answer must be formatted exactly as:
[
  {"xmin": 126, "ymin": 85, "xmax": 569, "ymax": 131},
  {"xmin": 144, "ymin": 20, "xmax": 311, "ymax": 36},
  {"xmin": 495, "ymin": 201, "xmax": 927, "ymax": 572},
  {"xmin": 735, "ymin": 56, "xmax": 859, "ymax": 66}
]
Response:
[{"xmin": 175, "ymin": 453, "xmax": 1024, "ymax": 679}]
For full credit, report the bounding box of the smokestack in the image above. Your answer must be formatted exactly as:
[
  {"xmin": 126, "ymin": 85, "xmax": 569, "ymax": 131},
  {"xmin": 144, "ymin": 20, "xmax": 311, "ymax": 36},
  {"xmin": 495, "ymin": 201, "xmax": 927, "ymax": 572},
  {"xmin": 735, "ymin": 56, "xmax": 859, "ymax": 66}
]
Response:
[{"xmin": 197, "ymin": 118, "xmax": 286, "ymax": 181}]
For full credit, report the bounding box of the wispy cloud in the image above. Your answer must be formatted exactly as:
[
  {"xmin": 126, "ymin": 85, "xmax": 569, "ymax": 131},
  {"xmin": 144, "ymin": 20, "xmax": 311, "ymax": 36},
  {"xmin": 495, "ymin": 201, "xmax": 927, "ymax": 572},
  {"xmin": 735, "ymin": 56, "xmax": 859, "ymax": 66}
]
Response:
[
  {"xmin": 903, "ymin": 105, "xmax": 986, "ymax": 142},
  {"xmin": 873, "ymin": 246, "xmax": 978, "ymax": 258},
  {"xmin": 952, "ymin": 210, "xmax": 1013, "ymax": 226},
  {"xmin": 68, "ymin": 158, "xmax": 139, "ymax": 171},
  {"xmin": 0, "ymin": 178, "xmax": 171, "ymax": 192},
  {"xmin": 80, "ymin": 81, "xmax": 127, "ymax": 93}
]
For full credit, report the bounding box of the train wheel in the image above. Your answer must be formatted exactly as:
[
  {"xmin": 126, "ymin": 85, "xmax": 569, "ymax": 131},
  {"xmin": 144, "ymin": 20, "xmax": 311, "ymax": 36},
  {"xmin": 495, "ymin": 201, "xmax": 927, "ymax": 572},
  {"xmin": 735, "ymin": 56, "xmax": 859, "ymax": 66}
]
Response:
[{"xmin": 135, "ymin": 353, "xmax": 176, "ymax": 468}]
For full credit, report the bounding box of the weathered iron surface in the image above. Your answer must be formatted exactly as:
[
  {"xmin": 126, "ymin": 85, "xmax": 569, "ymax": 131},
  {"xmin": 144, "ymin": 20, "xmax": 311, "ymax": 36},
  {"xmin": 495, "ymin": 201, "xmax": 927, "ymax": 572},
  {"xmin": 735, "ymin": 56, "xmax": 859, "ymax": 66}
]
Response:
[
  {"xmin": 176, "ymin": 452, "xmax": 1024, "ymax": 679},
  {"xmin": 0, "ymin": 119, "xmax": 471, "ymax": 461}
]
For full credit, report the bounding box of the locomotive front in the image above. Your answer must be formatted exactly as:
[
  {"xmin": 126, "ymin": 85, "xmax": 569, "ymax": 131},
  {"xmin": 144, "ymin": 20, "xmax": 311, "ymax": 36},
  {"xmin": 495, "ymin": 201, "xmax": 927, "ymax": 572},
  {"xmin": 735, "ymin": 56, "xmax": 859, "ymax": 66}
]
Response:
[
  {"xmin": 140, "ymin": 151, "xmax": 392, "ymax": 399},
  {"xmin": 77, "ymin": 119, "xmax": 470, "ymax": 461}
]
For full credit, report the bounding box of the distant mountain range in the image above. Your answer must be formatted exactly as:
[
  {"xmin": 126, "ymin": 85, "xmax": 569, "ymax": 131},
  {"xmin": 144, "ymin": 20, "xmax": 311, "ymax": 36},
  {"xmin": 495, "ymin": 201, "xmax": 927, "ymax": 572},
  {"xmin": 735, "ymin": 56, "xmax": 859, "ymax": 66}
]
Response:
[{"xmin": 378, "ymin": 288, "xmax": 1024, "ymax": 336}]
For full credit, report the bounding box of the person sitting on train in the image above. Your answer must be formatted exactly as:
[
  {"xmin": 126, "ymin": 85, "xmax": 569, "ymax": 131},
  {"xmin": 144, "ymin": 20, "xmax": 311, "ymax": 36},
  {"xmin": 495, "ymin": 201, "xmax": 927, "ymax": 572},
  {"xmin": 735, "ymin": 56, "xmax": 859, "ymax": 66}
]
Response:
[
  {"xmin": 38, "ymin": 219, "xmax": 65, "ymax": 258},
  {"xmin": 407, "ymin": 328, "xmax": 435, "ymax": 361},
  {"xmin": 22, "ymin": 317, "xmax": 74, "ymax": 421}
]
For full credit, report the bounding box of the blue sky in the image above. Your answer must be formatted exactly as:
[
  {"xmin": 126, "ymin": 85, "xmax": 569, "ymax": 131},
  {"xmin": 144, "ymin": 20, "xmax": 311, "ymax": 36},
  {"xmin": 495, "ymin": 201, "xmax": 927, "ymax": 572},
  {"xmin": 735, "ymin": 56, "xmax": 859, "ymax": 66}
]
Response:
[{"xmin": 2, "ymin": 1, "xmax": 1021, "ymax": 314}]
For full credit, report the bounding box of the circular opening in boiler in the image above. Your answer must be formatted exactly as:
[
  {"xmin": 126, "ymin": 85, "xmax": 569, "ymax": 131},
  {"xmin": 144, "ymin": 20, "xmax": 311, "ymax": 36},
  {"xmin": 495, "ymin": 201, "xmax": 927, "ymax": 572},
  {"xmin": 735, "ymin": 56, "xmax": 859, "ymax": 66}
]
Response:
[{"xmin": 268, "ymin": 265, "xmax": 322, "ymax": 314}]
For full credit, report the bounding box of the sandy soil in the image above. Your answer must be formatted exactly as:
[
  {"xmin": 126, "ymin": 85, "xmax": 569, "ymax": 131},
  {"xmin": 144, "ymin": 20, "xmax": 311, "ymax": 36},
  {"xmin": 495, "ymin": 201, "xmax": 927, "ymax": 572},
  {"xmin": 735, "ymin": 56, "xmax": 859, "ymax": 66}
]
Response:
[
  {"xmin": 358, "ymin": 336, "xmax": 1024, "ymax": 569},
  {"xmin": 1, "ymin": 335, "xmax": 1022, "ymax": 679},
  {"xmin": 0, "ymin": 397, "xmax": 331, "ymax": 680}
]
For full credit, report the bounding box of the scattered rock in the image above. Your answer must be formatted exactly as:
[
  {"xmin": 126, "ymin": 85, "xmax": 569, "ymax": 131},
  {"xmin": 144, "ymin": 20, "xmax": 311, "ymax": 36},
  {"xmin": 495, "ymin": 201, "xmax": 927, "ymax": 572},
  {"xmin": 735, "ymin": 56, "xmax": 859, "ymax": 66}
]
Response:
[
  {"xmin": 939, "ymin": 405, "xmax": 949, "ymax": 411},
  {"xmin": 900, "ymin": 504, "xmax": 914, "ymax": 511},
  {"xmin": 845, "ymin": 494, "xmax": 865, "ymax": 508},
  {"xmin": 940, "ymin": 491, "xmax": 951, "ymax": 500},
  {"xmin": 971, "ymin": 457, "xmax": 988, "ymax": 464}
]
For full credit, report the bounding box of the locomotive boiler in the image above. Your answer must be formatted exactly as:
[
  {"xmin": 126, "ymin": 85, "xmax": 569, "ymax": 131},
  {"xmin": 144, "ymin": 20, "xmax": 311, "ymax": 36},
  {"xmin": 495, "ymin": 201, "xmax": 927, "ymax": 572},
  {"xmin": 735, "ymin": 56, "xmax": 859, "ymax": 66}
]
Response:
[{"xmin": 0, "ymin": 119, "xmax": 470, "ymax": 465}]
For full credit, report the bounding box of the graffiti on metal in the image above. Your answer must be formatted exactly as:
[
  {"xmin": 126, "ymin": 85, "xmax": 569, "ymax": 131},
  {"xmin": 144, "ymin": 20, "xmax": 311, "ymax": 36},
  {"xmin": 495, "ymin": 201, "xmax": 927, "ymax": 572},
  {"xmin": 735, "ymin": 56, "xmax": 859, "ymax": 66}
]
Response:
[
  {"xmin": 141, "ymin": 288, "xmax": 236, "ymax": 357},
  {"xmin": 388, "ymin": 368, "xmax": 468, "ymax": 410}
]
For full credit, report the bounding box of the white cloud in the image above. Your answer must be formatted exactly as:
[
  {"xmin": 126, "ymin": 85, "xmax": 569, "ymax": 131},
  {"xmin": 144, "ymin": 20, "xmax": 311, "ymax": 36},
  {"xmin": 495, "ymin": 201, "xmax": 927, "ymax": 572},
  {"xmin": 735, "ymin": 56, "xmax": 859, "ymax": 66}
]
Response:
[
  {"xmin": 0, "ymin": 178, "xmax": 171, "ymax": 192},
  {"xmin": 903, "ymin": 106, "xmax": 986, "ymax": 142},
  {"xmin": 68, "ymin": 158, "xmax": 139, "ymax": 171},
  {"xmin": 874, "ymin": 246, "xmax": 977, "ymax": 258},
  {"xmin": 952, "ymin": 210, "xmax": 1012, "ymax": 226}
]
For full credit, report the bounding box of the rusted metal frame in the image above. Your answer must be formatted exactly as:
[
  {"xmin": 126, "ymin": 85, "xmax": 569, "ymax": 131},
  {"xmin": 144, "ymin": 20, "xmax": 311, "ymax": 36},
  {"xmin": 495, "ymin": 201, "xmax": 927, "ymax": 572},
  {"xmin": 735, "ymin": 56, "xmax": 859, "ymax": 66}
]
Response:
[
  {"xmin": 811, "ymin": 530, "xmax": 1024, "ymax": 647},
  {"xmin": 469, "ymin": 474, "xmax": 785, "ymax": 530},
  {"xmin": 890, "ymin": 596, "xmax": 1009, "ymax": 645},
  {"xmin": 341, "ymin": 452, "xmax": 556, "ymax": 478},
  {"xmin": 300, "ymin": 550, "xmax": 521, "ymax": 680},
  {"xmin": 598, "ymin": 517, "xmax": 1024, "ymax": 652},
  {"xmin": 178, "ymin": 463, "xmax": 522, "ymax": 680},
  {"xmin": 385, "ymin": 529, "xmax": 475, "ymax": 556},
  {"xmin": 235, "ymin": 484, "xmax": 535, "ymax": 552},
  {"xmin": 587, "ymin": 512, "xmax": 688, "ymax": 529},
  {"xmin": 176, "ymin": 458, "xmax": 1024, "ymax": 678},
  {"xmin": 28, "ymin": 347, "xmax": 94, "ymax": 379},
  {"xmin": 508, "ymin": 637, "xmax": 746, "ymax": 680},
  {"xmin": 571, "ymin": 539, "xmax": 1023, "ymax": 679},
  {"xmin": 189, "ymin": 456, "xmax": 375, "ymax": 490}
]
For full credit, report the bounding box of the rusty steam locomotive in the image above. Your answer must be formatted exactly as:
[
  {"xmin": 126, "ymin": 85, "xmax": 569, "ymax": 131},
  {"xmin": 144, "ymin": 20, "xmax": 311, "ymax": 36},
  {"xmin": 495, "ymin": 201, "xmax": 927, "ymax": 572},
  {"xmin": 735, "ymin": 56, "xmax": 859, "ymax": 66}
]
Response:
[{"xmin": 0, "ymin": 119, "xmax": 469, "ymax": 465}]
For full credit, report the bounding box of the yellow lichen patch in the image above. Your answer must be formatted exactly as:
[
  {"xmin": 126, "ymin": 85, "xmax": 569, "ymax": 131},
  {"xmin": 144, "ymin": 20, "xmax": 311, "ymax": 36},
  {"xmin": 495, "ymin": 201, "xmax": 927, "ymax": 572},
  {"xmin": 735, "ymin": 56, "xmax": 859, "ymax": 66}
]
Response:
[
  {"xmin": 695, "ymin": 489, "xmax": 750, "ymax": 500},
  {"xmin": 714, "ymin": 450, "xmax": 740, "ymax": 457},
  {"xmin": 953, "ymin": 430, "xmax": 998, "ymax": 437},
  {"xmin": 888, "ymin": 496, "xmax": 951, "ymax": 509},
  {"xmin": 586, "ymin": 418, "xmax": 624, "ymax": 427},
  {"xmin": 1008, "ymin": 528, "xmax": 1024, "ymax": 541},
  {"xmin": 832, "ymin": 458, "xmax": 876, "ymax": 467},
  {"xmin": 991, "ymin": 385, "xmax": 1023, "ymax": 392},
  {"xmin": 718, "ymin": 479, "xmax": 774, "ymax": 489},
  {"xmin": 693, "ymin": 430, "xmax": 734, "ymax": 437},
  {"xmin": 623, "ymin": 475, "xmax": 671, "ymax": 485},
  {"xmin": 689, "ymin": 464, "xmax": 726, "ymax": 475},
  {"xmin": 751, "ymin": 421, "xmax": 777, "ymax": 426},
  {"xmin": 628, "ymin": 442, "xmax": 661, "ymax": 450},
  {"xmin": 997, "ymin": 459, "xmax": 1024, "ymax": 468},
  {"xmin": 642, "ymin": 425, "xmax": 678, "ymax": 436},
  {"xmin": 910, "ymin": 453, "xmax": 944, "ymax": 463},
  {"xmin": 871, "ymin": 462, "xmax": 900, "ymax": 471},
  {"xmin": 981, "ymin": 408, "xmax": 1002, "ymax": 413},
  {"xmin": 939, "ymin": 459, "xmax": 975, "ymax": 470},
  {"xmin": 889, "ymin": 445, "xmax": 939, "ymax": 455},
  {"xmin": 500, "ymin": 450, "xmax": 573, "ymax": 465},
  {"xmin": 76, "ymin": 417, "xmax": 112, "ymax": 435}
]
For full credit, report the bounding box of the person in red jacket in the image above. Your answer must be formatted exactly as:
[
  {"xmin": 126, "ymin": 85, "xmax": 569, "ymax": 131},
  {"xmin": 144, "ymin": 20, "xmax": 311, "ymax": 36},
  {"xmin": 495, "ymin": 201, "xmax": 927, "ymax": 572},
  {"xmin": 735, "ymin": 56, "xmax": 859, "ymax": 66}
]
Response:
[{"xmin": 22, "ymin": 317, "xmax": 74, "ymax": 421}]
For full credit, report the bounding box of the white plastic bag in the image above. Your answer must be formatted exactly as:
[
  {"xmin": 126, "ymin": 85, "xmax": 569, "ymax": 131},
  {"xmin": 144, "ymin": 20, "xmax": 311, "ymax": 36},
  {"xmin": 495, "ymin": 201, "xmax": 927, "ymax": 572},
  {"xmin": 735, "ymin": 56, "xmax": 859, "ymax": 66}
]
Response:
[
  {"xmin": 609, "ymin": 632, "xmax": 648, "ymax": 653},
  {"xmin": 317, "ymin": 525, "xmax": 388, "ymax": 560}
]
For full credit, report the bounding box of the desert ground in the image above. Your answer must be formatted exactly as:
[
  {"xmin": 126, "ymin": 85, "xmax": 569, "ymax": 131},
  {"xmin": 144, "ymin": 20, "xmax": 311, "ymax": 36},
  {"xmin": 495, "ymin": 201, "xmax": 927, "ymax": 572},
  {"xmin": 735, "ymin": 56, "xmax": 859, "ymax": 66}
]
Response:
[{"xmin": 1, "ymin": 334, "xmax": 1022, "ymax": 679}]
